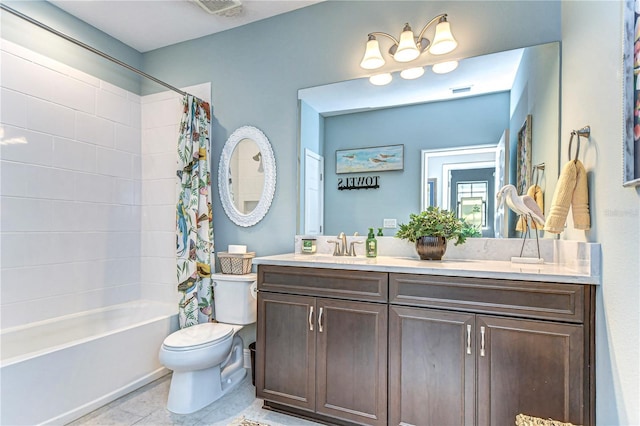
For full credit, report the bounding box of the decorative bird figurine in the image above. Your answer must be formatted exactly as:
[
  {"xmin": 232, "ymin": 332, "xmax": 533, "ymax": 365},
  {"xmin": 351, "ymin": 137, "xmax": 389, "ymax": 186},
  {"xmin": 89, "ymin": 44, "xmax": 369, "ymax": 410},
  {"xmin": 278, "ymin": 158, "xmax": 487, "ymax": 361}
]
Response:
[{"xmin": 496, "ymin": 184, "xmax": 546, "ymax": 259}]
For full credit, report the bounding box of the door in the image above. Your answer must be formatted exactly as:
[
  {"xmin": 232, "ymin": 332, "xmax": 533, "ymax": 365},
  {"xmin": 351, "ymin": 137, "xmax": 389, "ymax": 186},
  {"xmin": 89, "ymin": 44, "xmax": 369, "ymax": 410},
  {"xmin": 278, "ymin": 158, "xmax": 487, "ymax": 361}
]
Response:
[
  {"xmin": 450, "ymin": 167, "xmax": 495, "ymax": 237},
  {"xmin": 256, "ymin": 292, "xmax": 316, "ymax": 411},
  {"xmin": 304, "ymin": 149, "xmax": 324, "ymax": 235},
  {"xmin": 477, "ymin": 315, "xmax": 585, "ymax": 426},
  {"xmin": 389, "ymin": 306, "xmax": 476, "ymax": 426},
  {"xmin": 316, "ymin": 298, "xmax": 388, "ymax": 425}
]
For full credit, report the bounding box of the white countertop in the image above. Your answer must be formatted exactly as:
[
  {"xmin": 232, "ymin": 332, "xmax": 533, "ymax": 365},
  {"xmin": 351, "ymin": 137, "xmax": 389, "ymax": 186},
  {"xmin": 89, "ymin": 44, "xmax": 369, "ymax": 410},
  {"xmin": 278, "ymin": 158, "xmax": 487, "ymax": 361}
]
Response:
[{"xmin": 253, "ymin": 253, "xmax": 600, "ymax": 285}]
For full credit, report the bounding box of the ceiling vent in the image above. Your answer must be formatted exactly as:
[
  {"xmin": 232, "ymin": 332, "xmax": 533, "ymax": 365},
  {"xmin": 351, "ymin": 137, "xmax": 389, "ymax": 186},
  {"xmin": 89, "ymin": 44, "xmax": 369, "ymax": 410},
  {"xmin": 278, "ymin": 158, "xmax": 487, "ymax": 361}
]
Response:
[{"xmin": 191, "ymin": 0, "xmax": 243, "ymax": 16}]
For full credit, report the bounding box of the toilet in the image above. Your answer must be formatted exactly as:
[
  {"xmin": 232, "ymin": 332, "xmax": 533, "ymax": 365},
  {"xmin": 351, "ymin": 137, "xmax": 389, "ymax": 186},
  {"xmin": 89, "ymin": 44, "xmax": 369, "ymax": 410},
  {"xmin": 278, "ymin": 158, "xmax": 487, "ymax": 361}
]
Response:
[{"xmin": 159, "ymin": 273, "xmax": 257, "ymax": 414}]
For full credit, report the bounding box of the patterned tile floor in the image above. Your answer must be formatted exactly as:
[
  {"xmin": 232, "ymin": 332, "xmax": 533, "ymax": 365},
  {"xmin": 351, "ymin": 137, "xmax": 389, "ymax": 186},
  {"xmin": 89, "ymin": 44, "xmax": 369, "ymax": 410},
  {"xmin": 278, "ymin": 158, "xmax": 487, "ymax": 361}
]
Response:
[{"xmin": 68, "ymin": 371, "xmax": 322, "ymax": 426}]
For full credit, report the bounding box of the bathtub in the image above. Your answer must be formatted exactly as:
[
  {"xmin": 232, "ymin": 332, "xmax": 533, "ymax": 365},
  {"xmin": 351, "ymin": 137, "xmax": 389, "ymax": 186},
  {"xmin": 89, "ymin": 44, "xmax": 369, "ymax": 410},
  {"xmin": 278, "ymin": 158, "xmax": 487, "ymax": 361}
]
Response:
[{"xmin": 0, "ymin": 300, "xmax": 179, "ymax": 425}]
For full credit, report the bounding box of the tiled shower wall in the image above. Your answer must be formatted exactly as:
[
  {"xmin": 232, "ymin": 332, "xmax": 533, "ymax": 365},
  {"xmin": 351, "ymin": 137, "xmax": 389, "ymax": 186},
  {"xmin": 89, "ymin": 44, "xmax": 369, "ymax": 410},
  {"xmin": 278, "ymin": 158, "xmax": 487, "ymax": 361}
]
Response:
[
  {"xmin": 139, "ymin": 83, "xmax": 211, "ymax": 304},
  {"xmin": 0, "ymin": 39, "xmax": 211, "ymax": 329},
  {"xmin": 0, "ymin": 39, "xmax": 142, "ymax": 328}
]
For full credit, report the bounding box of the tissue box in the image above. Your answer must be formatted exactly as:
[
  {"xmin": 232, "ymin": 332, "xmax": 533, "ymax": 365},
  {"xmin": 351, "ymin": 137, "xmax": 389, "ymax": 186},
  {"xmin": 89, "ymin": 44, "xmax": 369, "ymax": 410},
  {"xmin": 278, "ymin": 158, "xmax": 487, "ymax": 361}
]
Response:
[{"xmin": 217, "ymin": 252, "xmax": 255, "ymax": 274}]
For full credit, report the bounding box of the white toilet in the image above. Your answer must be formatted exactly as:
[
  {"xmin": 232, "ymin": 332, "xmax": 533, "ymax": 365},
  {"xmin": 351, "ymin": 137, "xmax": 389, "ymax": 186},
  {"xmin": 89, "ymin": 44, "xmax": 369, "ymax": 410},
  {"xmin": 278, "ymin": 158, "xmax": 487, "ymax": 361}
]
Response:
[{"xmin": 159, "ymin": 273, "xmax": 257, "ymax": 414}]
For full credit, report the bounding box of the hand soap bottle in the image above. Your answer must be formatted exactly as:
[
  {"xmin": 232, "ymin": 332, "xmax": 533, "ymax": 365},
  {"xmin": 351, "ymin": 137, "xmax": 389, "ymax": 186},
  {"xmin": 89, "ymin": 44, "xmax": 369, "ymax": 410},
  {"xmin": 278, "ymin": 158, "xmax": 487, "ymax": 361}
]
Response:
[{"xmin": 366, "ymin": 227, "xmax": 377, "ymax": 258}]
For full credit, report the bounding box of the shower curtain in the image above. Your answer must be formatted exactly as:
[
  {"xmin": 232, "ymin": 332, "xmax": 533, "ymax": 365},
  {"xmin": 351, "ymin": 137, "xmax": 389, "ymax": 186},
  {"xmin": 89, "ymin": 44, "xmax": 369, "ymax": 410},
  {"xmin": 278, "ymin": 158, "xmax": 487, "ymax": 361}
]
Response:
[{"xmin": 176, "ymin": 95, "xmax": 214, "ymax": 328}]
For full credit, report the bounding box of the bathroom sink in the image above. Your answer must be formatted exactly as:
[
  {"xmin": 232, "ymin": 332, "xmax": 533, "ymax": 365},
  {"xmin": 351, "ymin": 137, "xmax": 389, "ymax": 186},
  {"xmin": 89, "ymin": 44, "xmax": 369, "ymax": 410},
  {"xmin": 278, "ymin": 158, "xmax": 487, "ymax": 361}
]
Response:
[{"xmin": 302, "ymin": 255, "xmax": 372, "ymax": 264}]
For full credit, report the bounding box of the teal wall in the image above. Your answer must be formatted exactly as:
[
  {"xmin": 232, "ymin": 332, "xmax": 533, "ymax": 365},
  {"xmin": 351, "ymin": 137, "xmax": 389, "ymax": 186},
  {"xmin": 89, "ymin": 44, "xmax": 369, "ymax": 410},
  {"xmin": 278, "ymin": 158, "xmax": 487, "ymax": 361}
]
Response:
[
  {"xmin": 323, "ymin": 92, "xmax": 510, "ymax": 235},
  {"xmin": 1, "ymin": 1, "xmax": 143, "ymax": 94},
  {"xmin": 141, "ymin": 0, "xmax": 561, "ymax": 257}
]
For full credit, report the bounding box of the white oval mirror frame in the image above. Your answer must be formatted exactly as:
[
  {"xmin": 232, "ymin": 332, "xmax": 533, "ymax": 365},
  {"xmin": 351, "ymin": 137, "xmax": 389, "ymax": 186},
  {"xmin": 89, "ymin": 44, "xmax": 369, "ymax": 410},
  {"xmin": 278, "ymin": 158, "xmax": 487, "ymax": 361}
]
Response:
[{"xmin": 218, "ymin": 126, "xmax": 276, "ymax": 227}]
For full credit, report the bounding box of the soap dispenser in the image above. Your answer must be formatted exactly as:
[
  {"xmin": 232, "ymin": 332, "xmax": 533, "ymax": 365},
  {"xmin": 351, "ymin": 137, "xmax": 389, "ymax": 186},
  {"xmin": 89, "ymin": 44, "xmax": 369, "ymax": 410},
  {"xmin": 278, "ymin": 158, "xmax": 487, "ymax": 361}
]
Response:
[{"xmin": 366, "ymin": 228, "xmax": 378, "ymax": 258}]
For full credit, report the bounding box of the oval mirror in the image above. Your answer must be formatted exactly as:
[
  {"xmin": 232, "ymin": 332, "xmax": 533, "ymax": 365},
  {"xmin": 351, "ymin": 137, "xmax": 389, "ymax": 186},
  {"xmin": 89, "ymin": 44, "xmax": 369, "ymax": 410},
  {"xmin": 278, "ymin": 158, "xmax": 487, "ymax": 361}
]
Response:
[{"xmin": 218, "ymin": 126, "xmax": 276, "ymax": 227}]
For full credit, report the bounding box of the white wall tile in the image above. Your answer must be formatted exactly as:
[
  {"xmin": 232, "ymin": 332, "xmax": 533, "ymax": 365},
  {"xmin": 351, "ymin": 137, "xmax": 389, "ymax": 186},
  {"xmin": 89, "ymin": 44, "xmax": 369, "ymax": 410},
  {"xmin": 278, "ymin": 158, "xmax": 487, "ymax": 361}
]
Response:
[
  {"xmin": 115, "ymin": 124, "xmax": 141, "ymax": 154},
  {"xmin": 26, "ymin": 97, "xmax": 75, "ymax": 139},
  {"xmin": 1, "ymin": 160, "xmax": 29, "ymax": 196},
  {"xmin": 141, "ymin": 178, "xmax": 176, "ymax": 205},
  {"xmin": 141, "ymin": 256, "xmax": 176, "ymax": 285},
  {"xmin": 142, "ymin": 125, "xmax": 179, "ymax": 154},
  {"xmin": 52, "ymin": 74, "xmax": 96, "ymax": 114},
  {"xmin": 75, "ymin": 111, "xmax": 115, "ymax": 148},
  {"xmin": 0, "ymin": 126, "xmax": 53, "ymax": 166},
  {"xmin": 141, "ymin": 282, "xmax": 178, "ymax": 305},
  {"xmin": 51, "ymin": 200, "xmax": 85, "ymax": 232},
  {"xmin": 97, "ymin": 88, "xmax": 130, "ymax": 125},
  {"xmin": 142, "ymin": 231, "xmax": 175, "ymax": 258},
  {"xmin": 1, "ymin": 197, "xmax": 52, "ymax": 232},
  {"xmin": 142, "ymin": 97, "xmax": 181, "ymax": 129},
  {"xmin": 115, "ymin": 178, "xmax": 135, "ymax": 205},
  {"xmin": 96, "ymin": 147, "xmax": 132, "ymax": 178},
  {"xmin": 75, "ymin": 172, "xmax": 115, "ymax": 203},
  {"xmin": 130, "ymin": 99, "xmax": 142, "ymax": 130},
  {"xmin": 142, "ymin": 152, "xmax": 177, "ymax": 180},
  {"xmin": 141, "ymin": 205, "xmax": 174, "ymax": 232},
  {"xmin": 105, "ymin": 231, "xmax": 141, "ymax": 259},
  {"xmin": 0, "ymin": 88, "xmax": 27, "ymax": 128},
  {"xmin": 0, "ymin": 51, "xmax": 54, "ymax": 100},
  {"xmin": 53, "ymin": 137, "xmax": 97, "ymax": 173},
  {"xmin": 28, "ymin": 166, "xmax": 76, "ymax": 201}
]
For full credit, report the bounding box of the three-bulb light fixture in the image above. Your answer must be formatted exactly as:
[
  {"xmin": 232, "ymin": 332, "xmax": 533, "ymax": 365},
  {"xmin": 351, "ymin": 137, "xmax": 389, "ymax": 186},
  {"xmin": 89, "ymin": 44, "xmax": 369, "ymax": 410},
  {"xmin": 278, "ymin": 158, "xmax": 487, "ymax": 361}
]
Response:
[{"xmin": 360, "ymin": 13, "xmax": 459, "ymax": 85}]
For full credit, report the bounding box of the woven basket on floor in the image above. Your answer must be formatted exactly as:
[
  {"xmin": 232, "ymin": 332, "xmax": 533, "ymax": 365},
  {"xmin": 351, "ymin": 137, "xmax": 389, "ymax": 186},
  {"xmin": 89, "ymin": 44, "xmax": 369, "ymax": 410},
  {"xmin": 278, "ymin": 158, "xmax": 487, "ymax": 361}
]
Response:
[{"xmin": 515, "ymin": 414, "xmax": 579, "ymax": 426}]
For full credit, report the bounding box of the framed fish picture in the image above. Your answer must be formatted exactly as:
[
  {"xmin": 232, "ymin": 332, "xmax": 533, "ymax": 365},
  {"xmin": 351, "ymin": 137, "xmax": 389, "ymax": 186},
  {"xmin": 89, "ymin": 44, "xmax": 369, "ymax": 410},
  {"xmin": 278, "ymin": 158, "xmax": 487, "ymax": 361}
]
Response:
[{"xmin": 335, "ymin": 144, "xmax": 404, "ymax": 174}]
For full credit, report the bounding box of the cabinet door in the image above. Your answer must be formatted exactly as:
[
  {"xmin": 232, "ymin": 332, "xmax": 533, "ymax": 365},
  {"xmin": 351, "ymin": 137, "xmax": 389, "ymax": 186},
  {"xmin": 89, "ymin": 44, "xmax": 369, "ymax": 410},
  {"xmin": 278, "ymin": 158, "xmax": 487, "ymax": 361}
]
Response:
[
  {"xmin": 256, "ymin": 292, "xmax": 316, "ymax": 411},
  {"xmin": 389, "ymin": 306, "xmax": 475, "ymax": 426},
  {"xmin": 315, "ymin": 298, "xmax": 388, "ymax": 425},
  {"xmin": 477, "ymin": 315, "xmax": 584, "ymax": 426}
]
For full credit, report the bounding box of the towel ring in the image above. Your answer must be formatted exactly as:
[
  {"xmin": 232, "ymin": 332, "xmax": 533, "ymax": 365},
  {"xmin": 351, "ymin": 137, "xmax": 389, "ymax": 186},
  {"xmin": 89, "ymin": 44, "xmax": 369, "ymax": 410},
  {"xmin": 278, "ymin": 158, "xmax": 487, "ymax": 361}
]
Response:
[
  {"xmin": 568, "ymin": 126, "xmax": 591, "ymax": 162},
  {"xmin": 532, "ymin": 163, "xmax": 545, "ymax": 187}
]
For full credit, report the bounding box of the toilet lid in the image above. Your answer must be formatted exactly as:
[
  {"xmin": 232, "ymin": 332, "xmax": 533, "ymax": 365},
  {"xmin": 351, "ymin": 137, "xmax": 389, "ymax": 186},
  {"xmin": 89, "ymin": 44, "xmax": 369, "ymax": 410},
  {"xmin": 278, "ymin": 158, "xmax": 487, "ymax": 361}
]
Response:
[{"xmin": 163, "ymin": 322, "xmax": 234, "ymax": 350}]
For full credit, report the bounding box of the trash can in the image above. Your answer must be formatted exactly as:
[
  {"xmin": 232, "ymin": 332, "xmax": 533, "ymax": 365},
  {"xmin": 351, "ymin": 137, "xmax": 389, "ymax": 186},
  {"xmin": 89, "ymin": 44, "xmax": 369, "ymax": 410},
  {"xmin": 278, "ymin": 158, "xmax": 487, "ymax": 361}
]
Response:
[{"xmin": 249, "ymin": 342, "xmax": 256, "ymax": 386}]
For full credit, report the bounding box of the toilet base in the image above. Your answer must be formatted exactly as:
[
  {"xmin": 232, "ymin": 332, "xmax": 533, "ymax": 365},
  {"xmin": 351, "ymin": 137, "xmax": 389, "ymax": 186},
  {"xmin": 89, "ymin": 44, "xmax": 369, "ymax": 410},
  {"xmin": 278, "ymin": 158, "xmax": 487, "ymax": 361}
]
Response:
[{"xmin": 165, "ymin": 335, "xmax": 246, "ymax": 414}]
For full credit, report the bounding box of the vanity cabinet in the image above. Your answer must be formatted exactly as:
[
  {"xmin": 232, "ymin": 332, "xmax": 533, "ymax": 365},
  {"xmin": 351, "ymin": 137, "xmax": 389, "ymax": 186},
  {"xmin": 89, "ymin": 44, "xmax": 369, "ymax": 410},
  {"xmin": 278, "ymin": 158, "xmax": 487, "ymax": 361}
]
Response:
[
  {"xmin": 256, "ymin": 266, "xmax": 595, "ymax": 426},
  {"xmin": 256, "ymin": 265, "xmax": 388, "ymax": 426},
  {"xmin": 389, "ymin": 273, "xmax": 594, "ymax": 426}
]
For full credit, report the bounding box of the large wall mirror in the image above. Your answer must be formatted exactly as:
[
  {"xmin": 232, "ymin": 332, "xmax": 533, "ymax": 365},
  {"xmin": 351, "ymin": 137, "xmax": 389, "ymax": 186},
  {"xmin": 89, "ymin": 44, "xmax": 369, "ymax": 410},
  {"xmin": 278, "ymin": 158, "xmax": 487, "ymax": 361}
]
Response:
[
  {"xmin": 219, "ymin": 125, "xmax": 276, "ymax": 227},
  {"xmin": 297, "ymin": 42, "xmax": 560, "ymax": 238}
]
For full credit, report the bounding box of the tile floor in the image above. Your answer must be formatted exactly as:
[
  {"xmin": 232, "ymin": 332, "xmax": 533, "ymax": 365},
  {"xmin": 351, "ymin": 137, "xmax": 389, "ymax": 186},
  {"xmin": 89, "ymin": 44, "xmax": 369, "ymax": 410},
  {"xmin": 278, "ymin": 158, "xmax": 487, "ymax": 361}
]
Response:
[{"xmin": 68, "ymin": 371, "xmax": 322, "ymax": 426}]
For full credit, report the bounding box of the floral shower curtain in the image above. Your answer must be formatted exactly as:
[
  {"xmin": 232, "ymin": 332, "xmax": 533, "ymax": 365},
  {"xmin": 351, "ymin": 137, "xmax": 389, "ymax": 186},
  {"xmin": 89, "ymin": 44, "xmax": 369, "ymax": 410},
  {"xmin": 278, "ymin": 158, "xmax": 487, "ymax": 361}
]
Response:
[{"xmin": 176, "ymin": 95, "xmax": 214, "ymax": 328}]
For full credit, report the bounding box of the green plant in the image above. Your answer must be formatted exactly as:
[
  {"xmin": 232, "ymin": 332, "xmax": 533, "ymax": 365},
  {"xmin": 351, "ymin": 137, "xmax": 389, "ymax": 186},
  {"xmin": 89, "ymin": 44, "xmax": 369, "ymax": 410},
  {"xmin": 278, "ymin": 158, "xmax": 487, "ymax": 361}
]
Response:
[{"xmin": 395, "ymin": 206, "xmax": 481, "ymax": 246}]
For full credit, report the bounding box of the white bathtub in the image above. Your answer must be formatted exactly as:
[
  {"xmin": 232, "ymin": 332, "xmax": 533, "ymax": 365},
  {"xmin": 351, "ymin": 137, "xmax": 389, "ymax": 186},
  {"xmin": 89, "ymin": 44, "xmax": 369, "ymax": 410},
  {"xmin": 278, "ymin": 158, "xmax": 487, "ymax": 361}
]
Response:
[{"xmin": 0, "ymin": 300, "xmax": 179, "ymax": 425}]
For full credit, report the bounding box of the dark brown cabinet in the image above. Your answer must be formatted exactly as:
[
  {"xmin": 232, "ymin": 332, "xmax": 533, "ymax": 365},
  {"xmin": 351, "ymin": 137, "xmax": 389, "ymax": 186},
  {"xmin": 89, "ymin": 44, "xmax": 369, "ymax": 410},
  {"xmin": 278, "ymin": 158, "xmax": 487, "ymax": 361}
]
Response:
[
  {"xmin": 389, "ymin": 273, "xmax": 594, "ymax": 426},
  {"xmin": 256, "ymin": 266, "xmax": 595, "ymax": 426},
  {"xmin": 256, "ymin": 266, "xmax": 388, "ymax": 425}
]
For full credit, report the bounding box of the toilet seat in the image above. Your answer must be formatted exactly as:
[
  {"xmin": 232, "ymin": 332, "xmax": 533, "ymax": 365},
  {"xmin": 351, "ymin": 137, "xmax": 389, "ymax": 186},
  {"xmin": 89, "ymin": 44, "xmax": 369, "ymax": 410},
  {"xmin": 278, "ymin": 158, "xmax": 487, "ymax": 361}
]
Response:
[{"xmin": 162, "ymin": 323, "xmax": 234, "ymax": 352}]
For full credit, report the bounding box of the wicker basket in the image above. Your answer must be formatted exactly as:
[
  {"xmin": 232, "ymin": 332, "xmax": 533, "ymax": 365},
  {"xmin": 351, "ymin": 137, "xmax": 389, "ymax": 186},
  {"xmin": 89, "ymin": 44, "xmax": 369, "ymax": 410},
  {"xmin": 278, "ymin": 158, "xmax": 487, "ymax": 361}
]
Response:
[{"xmin": 217, "ymin": 252, "xmax": 255, "ymax": 275}]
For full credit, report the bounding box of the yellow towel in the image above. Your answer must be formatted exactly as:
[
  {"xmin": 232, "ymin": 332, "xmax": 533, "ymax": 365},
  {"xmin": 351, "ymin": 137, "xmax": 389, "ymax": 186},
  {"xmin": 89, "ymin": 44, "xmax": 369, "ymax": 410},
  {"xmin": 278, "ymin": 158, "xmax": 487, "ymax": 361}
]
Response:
[
  {"xmin": 516, "ymin": 185, "xmax": 544, "ymax": 232},
  {"xmin": 544, "ymin": 160, "xmax": 590, "ymax": 233}
]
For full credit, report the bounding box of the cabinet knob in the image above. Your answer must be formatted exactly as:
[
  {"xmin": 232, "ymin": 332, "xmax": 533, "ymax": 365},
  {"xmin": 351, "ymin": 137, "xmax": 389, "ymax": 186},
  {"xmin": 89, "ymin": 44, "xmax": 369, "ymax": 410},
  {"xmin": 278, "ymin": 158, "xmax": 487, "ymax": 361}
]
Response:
[
  {"xmin": 466, "ymin": 324, "xmax": 472, "ymax": 355},
  {"xmin": 480, "ymin": 326, "xmax": 486, "ymax": 357},
  {"xmin": 318, "ymin": 307, "xmax": 324, "ymax": 333},
  {"xmin": 309, "ymin": 306, "xmax": 314, "ymax": 331}
]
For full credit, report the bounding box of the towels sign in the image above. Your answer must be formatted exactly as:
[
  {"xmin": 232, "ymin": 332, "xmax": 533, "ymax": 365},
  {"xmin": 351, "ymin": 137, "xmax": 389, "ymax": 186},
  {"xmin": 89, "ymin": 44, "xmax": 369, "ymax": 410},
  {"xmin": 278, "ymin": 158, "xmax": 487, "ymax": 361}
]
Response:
[{"xmin": 337, "ymin": 176, "xmax": 380, "ymax": 190}]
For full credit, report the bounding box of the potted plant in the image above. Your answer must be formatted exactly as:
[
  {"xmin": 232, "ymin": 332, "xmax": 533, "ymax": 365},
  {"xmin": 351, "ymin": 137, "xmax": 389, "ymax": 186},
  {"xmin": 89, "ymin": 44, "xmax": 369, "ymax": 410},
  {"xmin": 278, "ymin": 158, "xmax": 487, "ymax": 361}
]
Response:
[{"xmin": 396, "ymin": 206, "xmax": 481, "ymax": 260}]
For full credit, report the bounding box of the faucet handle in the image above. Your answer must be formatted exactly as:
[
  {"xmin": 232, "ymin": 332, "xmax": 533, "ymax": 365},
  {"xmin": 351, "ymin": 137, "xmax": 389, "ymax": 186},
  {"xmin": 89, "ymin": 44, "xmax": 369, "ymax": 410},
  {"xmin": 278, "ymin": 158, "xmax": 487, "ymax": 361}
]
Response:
[
  {"xmin": 348, "ymin": 241, "xmax": 364, "ymax": 257},
  {"xmin": 327, "ymin": 240, "xmax": 341, "ymax": 256}
]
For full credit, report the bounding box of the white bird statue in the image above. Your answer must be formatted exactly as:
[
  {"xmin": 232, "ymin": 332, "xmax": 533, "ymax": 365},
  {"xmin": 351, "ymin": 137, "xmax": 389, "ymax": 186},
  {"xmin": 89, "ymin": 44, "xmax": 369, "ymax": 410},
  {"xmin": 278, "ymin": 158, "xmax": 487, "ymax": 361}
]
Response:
[{"xmin": 496, "ymin": 184, "xmax": 546, "ymax": 259}]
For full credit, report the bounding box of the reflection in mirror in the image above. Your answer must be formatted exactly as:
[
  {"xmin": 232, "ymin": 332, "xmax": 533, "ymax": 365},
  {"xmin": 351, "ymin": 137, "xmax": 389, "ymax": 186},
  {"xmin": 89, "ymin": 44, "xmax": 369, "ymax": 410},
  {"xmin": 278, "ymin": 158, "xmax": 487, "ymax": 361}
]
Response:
[
  {"xmin": 230, "ymin": 138, "xmax": 265, "ymax": 214},
  {"xmin": 298, "ymin": 42, "xmax": 559, "ymax": 238},
  {"xmin": 219, "ymin": 126, "xmax": 276, "ymax": 227}
]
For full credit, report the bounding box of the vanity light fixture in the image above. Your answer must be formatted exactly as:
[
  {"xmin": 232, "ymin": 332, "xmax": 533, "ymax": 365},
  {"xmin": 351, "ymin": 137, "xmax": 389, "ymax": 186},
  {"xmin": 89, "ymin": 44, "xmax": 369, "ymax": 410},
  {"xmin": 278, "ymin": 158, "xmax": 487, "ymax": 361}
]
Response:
[
  {"xmin": 360, "ymin": 14, "xmax": 458, "ymax": 70},
  {"xmin": 369, "ymin": 72, "xmax": 393, "ymax": 86},
  {"xmin": 431, "ymin": 60, "xmax": 459, "ymax": 74},
  {"xmin": 400, "ymin": 67, "xmax": 425, "ymax": 80}
]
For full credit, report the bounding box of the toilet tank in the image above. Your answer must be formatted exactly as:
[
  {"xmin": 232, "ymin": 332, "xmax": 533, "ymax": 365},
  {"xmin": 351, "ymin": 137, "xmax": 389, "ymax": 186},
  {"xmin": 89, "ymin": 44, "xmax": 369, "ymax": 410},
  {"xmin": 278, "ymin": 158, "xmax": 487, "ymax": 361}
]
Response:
[{"xmin": 212, "ymin": 273, "xmax": 257, "ymax": 325}]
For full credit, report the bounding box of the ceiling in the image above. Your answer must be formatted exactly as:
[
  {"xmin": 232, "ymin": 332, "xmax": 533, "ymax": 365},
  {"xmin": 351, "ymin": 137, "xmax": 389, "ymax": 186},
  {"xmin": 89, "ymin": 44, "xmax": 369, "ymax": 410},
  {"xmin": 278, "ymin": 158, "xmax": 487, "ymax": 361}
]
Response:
[{"xmin": 48, "ymin": 0, "xmax": 322, "ymax": 52}]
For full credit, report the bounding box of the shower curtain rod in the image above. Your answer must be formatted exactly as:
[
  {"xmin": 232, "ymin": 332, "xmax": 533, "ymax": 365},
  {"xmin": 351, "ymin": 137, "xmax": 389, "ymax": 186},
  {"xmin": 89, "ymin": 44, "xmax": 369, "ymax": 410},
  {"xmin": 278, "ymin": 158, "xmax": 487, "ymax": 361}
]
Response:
[{"xmin": 1, "ymin": 3, "xmax": 191, "ymax": 98}]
